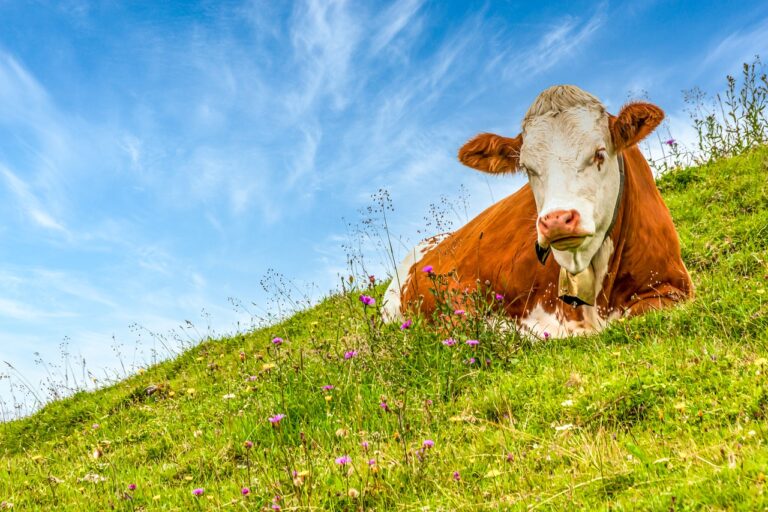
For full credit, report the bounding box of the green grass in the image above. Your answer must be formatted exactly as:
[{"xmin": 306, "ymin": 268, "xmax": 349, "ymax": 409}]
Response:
[{"xmin": 1, "ymin": 148, "xmax": 767, "ymax": 511}]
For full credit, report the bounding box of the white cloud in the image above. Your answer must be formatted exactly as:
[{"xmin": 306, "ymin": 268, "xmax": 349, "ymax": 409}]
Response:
[
  {"xmin": 370, "ymin": 0, "xmax": 424, "ymax": 55},
  {"xmin": 697, "ymin": 16, "xmax": 768, "ymax": 78},
  {"xmin": 0, "ymin": 297, "xmax": 75, "ymax": 321},
  {"xmin": 504, "ymin": 7, "xmax": 605, "ymax": 80},
  {"xmin": 0, "ymin": 165, "xmax": 69, "ymax": 234},
  {"xmin": 287, "ymin": 0, "xmax": 362, "ymax": 114},
  {"xmin": 286, "ymin": 124, "xmax": 322, "ymax": 189}
]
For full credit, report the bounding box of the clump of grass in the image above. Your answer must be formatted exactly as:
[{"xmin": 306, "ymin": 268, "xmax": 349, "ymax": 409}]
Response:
[{"xmin": 648, "ymin": 55, "xmax": 768, "ymax": 175}]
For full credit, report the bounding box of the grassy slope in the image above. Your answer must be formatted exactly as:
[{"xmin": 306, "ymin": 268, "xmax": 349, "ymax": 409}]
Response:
[{"xmin": 1, "ymin": 148, "xmax": 767, "ymax": 511}]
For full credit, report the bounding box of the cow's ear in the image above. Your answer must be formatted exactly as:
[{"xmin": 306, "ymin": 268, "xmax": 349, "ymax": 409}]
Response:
[
  {"xmin": 609, "ymin": 102, "xmax": 664, "ymax": 151},
  {"xmin": 458, "ymin": 133, "xmax": 522, "ymax": 174}
]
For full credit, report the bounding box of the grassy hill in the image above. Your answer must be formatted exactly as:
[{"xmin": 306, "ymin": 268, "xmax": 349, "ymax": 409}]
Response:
[{"xmin": 1, "ymin": 147, "xmax": 767, "ymax": 511}]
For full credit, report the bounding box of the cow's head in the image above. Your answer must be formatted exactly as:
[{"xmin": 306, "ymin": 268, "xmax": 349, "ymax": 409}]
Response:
[{"xmin": 458, "ymin": 85, "xmax": 663, "ymax": 274}]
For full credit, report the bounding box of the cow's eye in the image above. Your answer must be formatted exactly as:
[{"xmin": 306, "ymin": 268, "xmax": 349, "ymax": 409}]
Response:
[{"xmin": 594, "ymin": 148, "xmax": 606, "ymax": 170}]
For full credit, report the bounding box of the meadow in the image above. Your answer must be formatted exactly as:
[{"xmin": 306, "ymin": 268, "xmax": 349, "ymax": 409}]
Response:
[{"xmin": 0, "ymin": 63, "xmax": 767, "ymax": 511}]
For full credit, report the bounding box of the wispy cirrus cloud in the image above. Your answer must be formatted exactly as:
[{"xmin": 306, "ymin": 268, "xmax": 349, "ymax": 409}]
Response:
[
  {"xmin": 0, "ymin": 165, "xmax": 69, "ymax": 235},
  {"xmin": 288, "ymin": 0, "xmax": 362, "ymax": 114},
  {"xmin": 503, "ymin": 5, "xmax": 606, "ymax": 80},
  {"xmin": 369, "ymin": 0, "xmax": 424, "ymax": 55},
  {"xmin": 0, "ymin": 297, "xmax": 75, "ymax": 322},
  {"xmin": 696, "ymin": 16, "xmax": 768, "ymax": 79}
]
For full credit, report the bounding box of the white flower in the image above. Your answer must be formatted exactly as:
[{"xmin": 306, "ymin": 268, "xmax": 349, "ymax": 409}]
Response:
[
  {"xmin": 79, "ymin": 473, "xmax": 107, "ymax": 483},
  {"xmin": 560, "ymin": 399, "xmax": 574, "ymax": 407}
]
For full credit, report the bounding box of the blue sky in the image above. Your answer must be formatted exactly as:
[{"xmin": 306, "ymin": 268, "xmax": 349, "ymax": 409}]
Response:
[{"xmin": 1, "ymin": 0, "xmax": 767, "ymax": 412}]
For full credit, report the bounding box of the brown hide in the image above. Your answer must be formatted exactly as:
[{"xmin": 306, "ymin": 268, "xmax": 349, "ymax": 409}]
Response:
[{"xmin": 400, "ymin": 145, "xmax": 693, "ymax": 326}]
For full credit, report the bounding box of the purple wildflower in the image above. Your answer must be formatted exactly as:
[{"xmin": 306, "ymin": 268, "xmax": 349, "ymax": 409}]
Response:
[
  {"xmin": 543, "ymin": 331, "xmax": 551, "ymax": 340},
  {"xmin": 423, "ymin": 439, "xmax": 435, "ymax": 448},
  {"xmin": 495, "ymin": 293, "xmax": 504, "ymax": 301},
  {"xmin": 453, "ymin": 471, "xmax": 461, "ymax": 481},
  {"xmin": 271, "ymin": 337, "xmax": 283, "ymax": 345},
  {"xmin": 422, "ymin": 265, "xmax": 433, "ymax": 273},
  {"xmin": 368, "ymin": 458, "xmax": 376, "ymax": 466},
  {"xmin": 361, "ymin": 441, "xmax": 369, "ymax": 450},
  {"xmin": 241, "ymin": 487, "xmax": 250, "ymax": 496},
  {"xmin": 465, "ymin": 339, "xmax": 479, "ymax": 347},
  {"xmin": 268, "ymin": 413, "xmax": 286, "ymax": 425},
  {"xmin": 379, "ymin": 401, "xmax": 390, "ymax": 412},
  {"xmin": 322, "ymin": 384, "xmax": 335, "ymax": 391},
  {"xmin": 247, "ymin": 375, "xmax": 258, "ymax": 381},
  {"xmin": 467, "ymin": 357, "xmax": 477, "ymax": 365},
  {"xmin": 344, "ymin": 350, "xmax": 358, "ymax": 360},
  {"xmin": 128, "ymin": 483, "xmax": 137, "ymax": 491},
  {"xmin": 244, "ymin": 440, "xmax": 253, "ymax": 449},
  {"xmin": 664, "ymin": 138, "xmax": 676, "ymax": 146},
  {"xmin": 442, "ymin": 338, "xmax": 457, "ymax": 347},
  {"xmin": 454, "ymin": 308, "xmax": 466, "ymax": 315},
  {"xmin": 192, "ymin": 488, "xmax": 204, "ymax": 496},
  {"xmin": 359, "ymin": 294, "xmax": 376, "ymax": 306},
  {"xmin": 400, "ymin": 319, "xmax": 412, "ymax": 330},
  {"xmin": 335, "ymin": 455, "xmax": 351, "ymax": 466}
]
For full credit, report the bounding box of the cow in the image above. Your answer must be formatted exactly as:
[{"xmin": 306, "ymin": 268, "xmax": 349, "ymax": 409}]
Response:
[{"xmin": 382, "ymin": 85, "xmax": 693, "ymax": 338}]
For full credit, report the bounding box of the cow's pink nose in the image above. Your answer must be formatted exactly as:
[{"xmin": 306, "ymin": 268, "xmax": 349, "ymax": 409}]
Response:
[{"xmin": 538, "ymin": 209, "xmax": 582, "ymax": 241}]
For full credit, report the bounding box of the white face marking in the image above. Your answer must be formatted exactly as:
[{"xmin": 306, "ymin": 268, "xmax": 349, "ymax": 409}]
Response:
[{"xmin": 519, "ymin": 107, "xmax": 621, "ymax": 274}]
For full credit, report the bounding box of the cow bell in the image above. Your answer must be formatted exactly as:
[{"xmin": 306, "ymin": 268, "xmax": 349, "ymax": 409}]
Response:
[{"xmin": 558, "ymin": 266, "xmax": 596, "ymax": 307}]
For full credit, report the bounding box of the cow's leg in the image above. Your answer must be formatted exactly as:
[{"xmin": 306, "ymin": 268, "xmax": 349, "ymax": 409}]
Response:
[
  {"xmin": 381, "ymin": 234, "xmax": 450, "ymax": 323},
  {"xmin": 624, "ymin": 284, "xmax": 690, "ymax": 317}
]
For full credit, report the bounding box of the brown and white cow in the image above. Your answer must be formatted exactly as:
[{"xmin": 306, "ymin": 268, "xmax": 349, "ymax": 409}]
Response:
[{"xmin": 382, "ymin": 85, "xmax": 693, "ymax": 338}]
